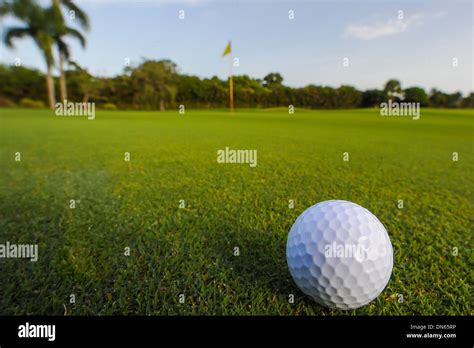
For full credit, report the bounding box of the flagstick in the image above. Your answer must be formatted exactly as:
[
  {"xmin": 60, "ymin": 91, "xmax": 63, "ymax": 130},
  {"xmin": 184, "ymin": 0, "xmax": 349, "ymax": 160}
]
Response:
[{"xmin": 229, "ymin": 48, "xmax": 234, "ymax": 113}]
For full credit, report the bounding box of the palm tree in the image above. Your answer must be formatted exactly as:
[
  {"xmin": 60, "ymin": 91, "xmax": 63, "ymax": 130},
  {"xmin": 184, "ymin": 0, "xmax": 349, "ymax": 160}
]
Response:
[
  {"xmin": 384, "ymin": 79, "xmax": 402, "ymax": 102},
  {"xmin": 50, "ymin": 0, "xmax": 89, "ymax": 102},
  {"xmin": 53, "ymin": 25, "xmax": 87, "ymax": 102},
  {"xmin": 2, "ymin": 0, "xmax": 56, "ymax": 108}
]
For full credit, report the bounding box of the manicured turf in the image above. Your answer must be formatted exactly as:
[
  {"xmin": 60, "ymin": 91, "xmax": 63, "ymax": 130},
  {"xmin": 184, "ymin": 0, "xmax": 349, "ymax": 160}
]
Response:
[{"xmin": 0, "ymin": 107, "xmax": 472, "ymax": 315}]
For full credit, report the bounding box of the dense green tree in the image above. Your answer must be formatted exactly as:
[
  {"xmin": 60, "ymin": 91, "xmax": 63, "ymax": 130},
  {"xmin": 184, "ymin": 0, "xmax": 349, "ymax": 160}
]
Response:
[
  {"xmin": 404, "ymin": 87, "xmax": 428, "ymax": 106},
  {"xmin": 362, "ymin": 89, "xmax": 386, "ymax": 107},
  {"xmin": 66, "ymin": 61, "xmax": 97, "ymax": 103},
  {"xmin": 336, "ymin": 85, "xmax": 362, "ymax": 108},
  {"xmin": 429, "ymin": 90, "xmax": 463, "ymax": 108},
  {"xmin": 429, "ymin": 88, "xmax": 449, "ymax": 107},
  {"xmin": 295, "ymin": 85, "xmax": 321, "ymax": 108},
  {"xmin": 461, "ymin": 93, "xmax": 474, "ymax": 108},
  {"xmin": 446, "ymin": 92, "xmax": 462, "ymax": 108},
  {"xmin": 262, "ymin": 73, "xmax": 283, "ymax": 88},
  {"xmin": 318, "ymin": 86, "xmax": 338, "ymax": 108},
  {"xmin": 0, "ymin": 64, "xmax": 46, "ymax": 103},
  {"xmin": 130, "ymin": 60, "xmax": 178, "ymax": 110}
]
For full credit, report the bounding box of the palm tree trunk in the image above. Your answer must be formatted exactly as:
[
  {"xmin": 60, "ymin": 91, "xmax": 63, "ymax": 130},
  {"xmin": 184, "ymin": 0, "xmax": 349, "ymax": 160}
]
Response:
[
  {"xmin": 46, "ymin": 63, "xmax": 56, "ymax": 109},
  {"xmin": 59, "ymin": 51, "xmax": 67, "ymax": 102}
]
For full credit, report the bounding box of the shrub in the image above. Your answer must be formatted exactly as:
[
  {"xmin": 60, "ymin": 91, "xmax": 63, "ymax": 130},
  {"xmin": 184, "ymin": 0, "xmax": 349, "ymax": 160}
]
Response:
[
  {"xmin": 0, "ymin": 96, "xmax": 16, "ymax": 107},
  {"xmin": 102, "ymin": 103, "xmax": 117, "ymax": 110},
  {"xmin": 19, "ymin": 98, "xmax": 45, "ymax": 108}
]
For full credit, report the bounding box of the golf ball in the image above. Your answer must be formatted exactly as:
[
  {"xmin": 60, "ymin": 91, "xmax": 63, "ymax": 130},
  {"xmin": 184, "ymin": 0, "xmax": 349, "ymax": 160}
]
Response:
[{"xmin": 286, "ymin": 200, "xmax": 393, "ymax": 310}]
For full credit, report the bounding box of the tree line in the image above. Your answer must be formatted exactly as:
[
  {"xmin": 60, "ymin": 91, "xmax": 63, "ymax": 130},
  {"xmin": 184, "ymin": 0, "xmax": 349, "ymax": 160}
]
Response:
[
  {"xmin": 1, "ymin": 0, "xmax": 472, "ymax": 110},
  {"xmin": 0, "ymin": 60, "xmax": 473, "ymax": 110}
]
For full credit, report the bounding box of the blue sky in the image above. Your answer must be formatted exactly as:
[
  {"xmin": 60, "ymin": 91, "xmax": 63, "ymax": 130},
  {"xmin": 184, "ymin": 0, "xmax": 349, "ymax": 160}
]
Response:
[{"xmin": 1, "ymin": 0, "xmax": 472, "ymax": 94}]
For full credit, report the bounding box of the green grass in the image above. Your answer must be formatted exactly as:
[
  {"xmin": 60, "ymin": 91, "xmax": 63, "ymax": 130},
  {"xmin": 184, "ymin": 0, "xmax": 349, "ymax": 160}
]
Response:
[{"xmin": 0, "ymin": 107, "xmax": 472, "ymax": 315}]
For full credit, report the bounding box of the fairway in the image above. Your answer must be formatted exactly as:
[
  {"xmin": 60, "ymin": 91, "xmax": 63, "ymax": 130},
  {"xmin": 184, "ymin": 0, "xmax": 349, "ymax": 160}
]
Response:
[{"xmin": 0, "ymin": 107, "xmax": 472, "ymax": 315}]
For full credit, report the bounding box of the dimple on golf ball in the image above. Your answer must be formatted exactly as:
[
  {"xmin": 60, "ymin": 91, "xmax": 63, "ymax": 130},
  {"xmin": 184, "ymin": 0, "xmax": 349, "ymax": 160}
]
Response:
[{"xmin": 286, "ymin": 200, "xmax": 393, "ymax": 310}]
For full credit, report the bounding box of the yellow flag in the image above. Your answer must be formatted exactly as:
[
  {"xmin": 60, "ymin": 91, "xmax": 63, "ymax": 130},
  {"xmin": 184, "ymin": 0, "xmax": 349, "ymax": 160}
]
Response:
[{"xmin": 222, "ymin": 41, "xmax": 231, "ymax": 57}]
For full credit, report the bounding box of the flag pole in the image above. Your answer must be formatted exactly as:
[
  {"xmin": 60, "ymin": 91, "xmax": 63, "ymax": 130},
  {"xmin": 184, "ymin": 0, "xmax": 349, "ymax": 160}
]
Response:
[{"xmin": 229, "ymin": 42, "xmax": 234, "ymax": 113}]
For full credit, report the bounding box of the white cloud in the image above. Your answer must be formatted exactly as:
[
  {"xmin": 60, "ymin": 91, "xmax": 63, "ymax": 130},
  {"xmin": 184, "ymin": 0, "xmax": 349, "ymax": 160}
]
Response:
[{"xmin": 345, "ymin": 14, "xmax": 423, "ymax": 40}]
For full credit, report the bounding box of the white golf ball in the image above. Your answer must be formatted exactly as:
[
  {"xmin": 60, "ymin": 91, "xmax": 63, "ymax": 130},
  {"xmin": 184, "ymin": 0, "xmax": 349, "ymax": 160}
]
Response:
[{"xmin": 286, "ymin": 200, "xmax": 393, "ymax": 310}]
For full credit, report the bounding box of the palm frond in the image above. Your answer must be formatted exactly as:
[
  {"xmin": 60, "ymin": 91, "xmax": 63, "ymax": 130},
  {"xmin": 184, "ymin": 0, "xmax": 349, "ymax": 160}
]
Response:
[
  {"xmin": 3, "ymin": 26, "xmax": 33, "ymax": 47},
  {"xmin": 56, "ymin": 38, "xmax": 70, "ymax": 59},
  {"xmin": 63, "ymin": 26, "xmax": 86, "ymax": 47},
  {"xmin": 67, "ymin": 59, "xmax": 81, "ymax": 70},
  {"xmin": 60, "ymin": 0, "xmax": 90, "ymax": 30}
]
